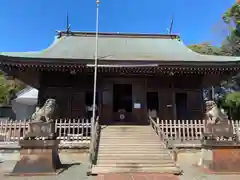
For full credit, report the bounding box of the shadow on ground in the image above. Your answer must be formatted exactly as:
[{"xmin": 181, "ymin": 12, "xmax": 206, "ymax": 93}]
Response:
[{"xmin": 60, "ymin": 163, "xmax": 81, "ymax": 174}]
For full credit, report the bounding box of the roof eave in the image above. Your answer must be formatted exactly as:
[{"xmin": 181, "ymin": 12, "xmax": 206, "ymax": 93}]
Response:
[{"xmin": 1, "ymin": 55, "xmax": 240, "ymax": 67}]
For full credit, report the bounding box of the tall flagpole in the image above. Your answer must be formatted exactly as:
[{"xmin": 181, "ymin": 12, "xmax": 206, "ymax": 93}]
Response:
[
  {"xmin": 89, "ymin": 0, "xmax": 100, "ymax": 171},
  {"xmin": 92, "ymin": 0, "xmax": 100, "ymax": 127}
]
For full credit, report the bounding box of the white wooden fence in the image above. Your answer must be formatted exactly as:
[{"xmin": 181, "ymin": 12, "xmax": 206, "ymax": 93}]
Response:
[
  {"xmin": 0, "ymin": 118, "xmax": 91, "ymax": 146},
  {"xmin": 1, "ymin": 118, "xmax": 240, "ymax": 148},
  {"xmin": 156, "ymin": 119, "xmax": 240, "ymax": 142}
]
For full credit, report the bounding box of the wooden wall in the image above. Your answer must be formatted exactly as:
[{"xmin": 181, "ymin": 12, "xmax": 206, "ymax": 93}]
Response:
[
  {"xmin": 38, "ymin": 72, "xmax": 205, "ymax": 121},
  {"xmin": 146, "ymin": 75, "xmax": 204, "ymax": 120},
  {"xmin": 38, "ymin": 72, "xmax": 94, "ymax": 118}
]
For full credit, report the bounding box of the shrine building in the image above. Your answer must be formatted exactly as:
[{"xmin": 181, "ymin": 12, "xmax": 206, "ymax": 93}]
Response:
[{"xmin": 0, "ymin": 31, "xmax": 240, "ymax": 124}]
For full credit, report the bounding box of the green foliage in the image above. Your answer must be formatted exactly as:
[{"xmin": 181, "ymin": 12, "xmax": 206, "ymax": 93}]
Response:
[
  {"xmin": 221, "ymin": 2, "xmax": 240, "ymax": 56},
  {"xmin": 0, "ymin": 72, "xmax": 25, "ymax": 105},
  {"xmin": 222, "ymin": 92, "xmax": 240, "ymax": 119},
  {"xmin": 188, "ymin": 2, "xmax": 240, "ymax": 118},
  {"xmin": 225, "ymin": 92, "xmax": 240, "ymax": 107},
  {"xmin": 222, "ymin": 3, "xmax": 240, "ymax": 25},
  {"xmin": 188, "ymin": 43, "xmax": 222, "ymax": 55}
]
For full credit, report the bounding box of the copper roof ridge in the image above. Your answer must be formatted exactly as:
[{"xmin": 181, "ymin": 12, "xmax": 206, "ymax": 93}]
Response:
[{"xmin": 56, "ymin": 31, "xmax": 179, "ymax": 39}]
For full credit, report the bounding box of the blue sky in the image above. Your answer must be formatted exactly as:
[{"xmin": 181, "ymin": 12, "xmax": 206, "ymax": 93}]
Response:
[{"xmin": 0, "ymin": 0, "xmax": 236, "ymax": 52}]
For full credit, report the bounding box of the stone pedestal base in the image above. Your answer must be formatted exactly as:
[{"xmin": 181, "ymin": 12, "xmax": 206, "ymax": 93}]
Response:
[
  {"xmin": 7, "ymin": 140, "xmax": 63, "ymax": 176},
  {"xmin": 201, "ymin": 147, "xmax": 240, "ymax": 173}
]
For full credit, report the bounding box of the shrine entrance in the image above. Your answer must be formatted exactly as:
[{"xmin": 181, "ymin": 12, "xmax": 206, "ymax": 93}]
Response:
[{"xmin": 112, "ymin": 84, "xmax": 133, "ymax": 123}]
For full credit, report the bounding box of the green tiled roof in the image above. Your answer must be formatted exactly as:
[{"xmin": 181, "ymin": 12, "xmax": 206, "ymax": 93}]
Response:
[{"xmin": 0, "ymin": 32, "xmax": 240, "ymax": 63}]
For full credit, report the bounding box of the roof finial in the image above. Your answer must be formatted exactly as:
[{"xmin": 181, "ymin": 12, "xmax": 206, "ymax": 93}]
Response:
[
  {"xmin": 168, "ymin": 15, "xmax": 174, "ymax": 34},
  {"xmin": 66, "ymin": 12, "xmax": 71, "ymax": 35}
]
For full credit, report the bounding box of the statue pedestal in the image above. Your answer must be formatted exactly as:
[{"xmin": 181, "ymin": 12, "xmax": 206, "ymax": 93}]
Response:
[
  {"xmin": 200, "ymin": 132, "xmax": 240, "ymax": 173},
  {"xmin": 7, "ymin": 140, "xmax": 63, "ymax": 176}
]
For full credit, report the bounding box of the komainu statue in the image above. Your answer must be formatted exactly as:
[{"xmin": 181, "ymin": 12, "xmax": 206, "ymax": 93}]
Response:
[
  {"xmin": 204, "ymin": 100, "xmax": 232, "ymax": 134},
  {"xmin": 205, "ymin": 100, "xmax": 228, "ymax": 125},
  {"xmin": 31, "ymin": 99, "xmax": 56, "ymax": 123},
  {"xmin": 25, "ymin": 99, "xmax": 57, "ymax": 140}
]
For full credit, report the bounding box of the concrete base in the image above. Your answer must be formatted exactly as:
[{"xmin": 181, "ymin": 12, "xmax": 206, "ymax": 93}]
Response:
[
  {"xmin": 200, "ymin": 147, "xmax": 240, "ymax": 173},
  {"xmin": 6, "ymin": 140, "xmax": 63, "ymax": 176}
]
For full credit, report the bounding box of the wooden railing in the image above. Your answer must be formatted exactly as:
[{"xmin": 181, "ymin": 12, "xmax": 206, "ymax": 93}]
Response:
[
  {"xmin": 0, "ymin": 118, "xmax": 91, "ymax": 145},
  {"xmin": 149, "ymin": 116, "xmax": 177, "ymax": 161},
  {"xmin": 149, "ymin": 117, "xmax": 168, "ymax": 145},
  {"xmin": 155, "ymin": 118, "xmax": 240, "ymax": 142}
]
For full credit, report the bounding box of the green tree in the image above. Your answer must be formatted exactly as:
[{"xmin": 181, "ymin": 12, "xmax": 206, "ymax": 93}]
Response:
[
  {"xmin": 221, "ymin": 1, "xmax": 240, "ymax": 56},
  {"xmin": 188, "ymin": 43, "xmax": 221, "ymax": 55},
  {"xmin": 0, "ymin": 72, "xmax": 25, "ymax": 105},
  {"xmin": 223, "ymin": 92, "xmax": 240, "ymax": 119}
]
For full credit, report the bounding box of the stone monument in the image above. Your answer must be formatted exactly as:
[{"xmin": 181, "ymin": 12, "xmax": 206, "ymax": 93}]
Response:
[
  {"xmin": 199, "ymin": 100, "xmax": 240, "ymax": 173},
  {"xmin": 8, "ymin": 99, "xmax": 63, "ymax": 176}
]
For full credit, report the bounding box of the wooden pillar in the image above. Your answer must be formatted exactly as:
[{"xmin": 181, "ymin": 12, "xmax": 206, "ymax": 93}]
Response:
[
  {"xmin": 101, "ymin": 81, "xmax": 113, "ymax": 124},
  {"xmin": 171, "ymin": 80, "xmax": 177, "ymax": 120},
  {"xmin": 158, "ymin": 88, "xmax": 174, "ymax": 120},
  {"xmin": 132, "ymin": 81, "xmax": 147, "ymax": 124}
]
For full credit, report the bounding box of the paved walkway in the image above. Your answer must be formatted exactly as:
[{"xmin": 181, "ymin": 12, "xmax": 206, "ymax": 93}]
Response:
[{"xmin": 0, "ymin": 152, "xmax": 95, "ymax": 180}]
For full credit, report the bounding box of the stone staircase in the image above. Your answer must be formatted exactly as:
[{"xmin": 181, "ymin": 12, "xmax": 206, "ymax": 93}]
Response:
[{"xmin": 91, "ymin": 125, "xmax": 181, "ymax": 174}]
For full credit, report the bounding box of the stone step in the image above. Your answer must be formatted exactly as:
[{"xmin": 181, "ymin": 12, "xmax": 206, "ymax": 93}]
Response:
[
  {"xmin": 101, "ymin": 130, "xmax": 155, "ymax": 134},
  {"xmin": 100, "ymin": 137, "xmax": 159, "ymax": 139},
  {"xmin": 100, "ymin": 137, "xmax": 161, "ymax": 144},
  {"xmin": 101, "ymin": 129, "xmax": 154, "ymax": 132},
  {"xmin": 102, "ymin": 127, "xmax": 152, "ymax": 130},
  {"xmin": 98, "ymin": 147, "xmax": 168, "ymax": 154},
  {"xmin": 99, "ymin": 143, "xmax": 165, "ymax": 146},
  {"xmin": 97, "ymin": 155, "xmax": 173, "ymax": 160},
  {"xmin": 103, "ymin": 126, "xmax": 150, "ymax": 128},
  {"xmin": 100, "ymin": 138, "xmax": 158, "ymax": 141},
  {"xmin": 102, "ymin": 129, "xmax": 153, "ymax": 132},
  {"xmin": 98, "ymin": 151, "xmax": 170, "ymax": 156},
  {"xmin": 100, "ymin": 136, "xmax": 157, "ymax": 139},
  {"xmin": 98, "ymin": 146, "xmax": 165, "ymax": 150},
  {"xmin": 101, "ymin": 134, "xmax": 156, "ymax": 137},
  {"xmin": 91, "ymin": 166, "xmax": 181, "ymax": 174},
  {"xmin": 94, "ymin": 163, "xmax": 176, "ymax": 167},
  {"xmin": 98, "ymin": 149, "xmax": 167, "ymax": 153},
  {"xmin": 97, "ymin": 159, "xmax": 174, "ymax": 164},
  {"xmin": 99, "ymin": 141, "xmax": 160, "ymax": 144},
  {"xmin": 101, "ymin": 128, "xmax": 154, "ymax": 132},
  {"xmin": 97, "ymin": 155, "xmax": 173, "ymax": 162},
  {"xmin": 102, "ymin": 131, "xmax": 154, "ymax": 134}
]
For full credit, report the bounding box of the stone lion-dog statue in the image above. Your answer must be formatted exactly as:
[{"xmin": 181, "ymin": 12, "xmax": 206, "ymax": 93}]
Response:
[
  {"xmin": 205, "ymin": 100, "xmax": 228, "ymax": 125},
  {"xmin": 31, "ymin": 99, "xmax": 56, "ymax": 123},
  {"xmin": 205, "ymin": 100, "xmax": 232, "ymax": 133}
]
